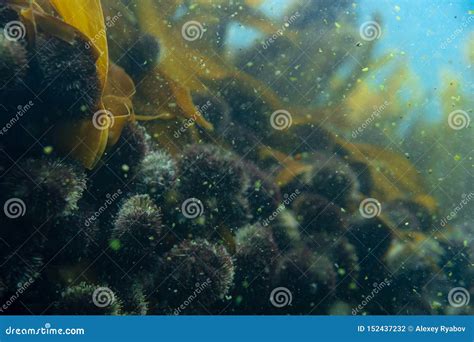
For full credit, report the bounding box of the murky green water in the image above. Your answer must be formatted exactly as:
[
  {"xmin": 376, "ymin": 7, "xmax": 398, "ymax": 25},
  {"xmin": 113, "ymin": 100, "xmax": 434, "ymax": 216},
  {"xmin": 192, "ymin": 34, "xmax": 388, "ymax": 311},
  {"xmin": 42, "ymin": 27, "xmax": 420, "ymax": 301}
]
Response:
[{"xmin": 0, "ymin": 0, "xmax": 472, "ymax": 315}]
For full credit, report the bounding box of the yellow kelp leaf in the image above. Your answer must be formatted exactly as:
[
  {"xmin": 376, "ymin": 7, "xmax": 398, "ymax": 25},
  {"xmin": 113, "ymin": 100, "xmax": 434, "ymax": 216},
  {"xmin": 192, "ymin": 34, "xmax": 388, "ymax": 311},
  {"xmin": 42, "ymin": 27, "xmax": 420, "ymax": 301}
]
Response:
[
  {"xmin": 54, "ymin": 64, "xmax": 135, "ymax": 169},
  {"xmin": 169, "ymin": 78, "xmax": 213, "ymax": 131},
  {"xmin": 413, "ymin": 194, "xmax": 438, "ymax": 213},
  {"xmin": 135, "ymin": 0, "xmax": 288, "ymax": 132},
  {"xmin": 136, "ymin": 0, "xmax": 231, "ymax": 83},
  {"xmin": 102, "ymin": 95, "xmax": 131, "ymax": 147},
  {"xmin": 134, "ymin": 66, "xmax": 213, "ymax": 131},
  {"xmin": 102, "ymin": 63, "xmax": 164, "ymax": 146},
  {"xmin": 134, "ymin": 1, "xmax": 218, "ymax": 130},
  {"xmin": 340, "ymin": 141, "xmax": 426, "ymax": 201},
  {"xmin": 102, "ymin": 63, "xmax": 134, "ymax": 146},
  {"xmin": 103, "ymin": 63, "xmax": 168, "ymax": 145},
  {"xmin": 275, "ymin": 163, "xmax": 312, "ymax": 187},
  {"xmin": 343, "ymin": 63, "xmax": 411, "ymax": 128},
  {"xmin": 14, "ymin": 0, "xmax": 81, "ymax": 46},
  {"xmin": 54, "ymin": 118, "xmax": 108, "ymax": 169},
  {"xmin": 49, "ymin": 0, "xmax": 108, "ymax": 89},
  {"xmin": 14, "ymin": 0, "xmax": 110, "ymax": 169},
  {"xmin": 48, "ymin": 0, "xmax": 125, "ymax": 169},
  {"xmin": 104, "ymin": 63, "xmax": 136, "ymax": 99},
  {"xmin": 259, "ymin": 146, "xmax": 312, "ymax": 186},
  {"xmin": 235, "ymin": 72, "xmax": 285, "ymax": 110}
]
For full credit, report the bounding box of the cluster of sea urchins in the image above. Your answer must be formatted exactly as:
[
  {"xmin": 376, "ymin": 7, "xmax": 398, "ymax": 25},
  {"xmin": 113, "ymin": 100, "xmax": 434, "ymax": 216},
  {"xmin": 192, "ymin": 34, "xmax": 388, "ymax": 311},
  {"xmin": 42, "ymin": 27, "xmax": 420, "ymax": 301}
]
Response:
[
  {"xmin": 0, "ymin": 4, "xmax": 471, "ymax": 316},
  {"xmin": 1, "ymin": 122, "xmax": 471, "ymax": 315}
]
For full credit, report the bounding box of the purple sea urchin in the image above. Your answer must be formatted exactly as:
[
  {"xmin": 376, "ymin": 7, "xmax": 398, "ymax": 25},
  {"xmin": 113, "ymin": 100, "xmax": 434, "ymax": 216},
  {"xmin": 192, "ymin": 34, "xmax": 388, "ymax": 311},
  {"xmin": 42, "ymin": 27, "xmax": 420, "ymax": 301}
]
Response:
[
  {"xmin": 96, "ymin": 122, "xmax": 150, "ymax": 179},
  {"xmin": 119, "ymin": 34, "xmax": 160, "ymax": 81},
  {"xmin": 44, "ymin": 202, "xmax": 99, "ymax": 263},
  {"xmin": 135, "ymin": 150, "xmax": 177, "ymax": 201},
  {"xmin": 176, "ymin": 144, "xmax": 250, "ymax": 231},
  {"xmin": 34, "ymin": 33, "xmax": 100, "ymax": 119},
  {"xmin": 235, "ymin": 224, "xmax": 280, "ymax": 280},
  {"xmin": 293, "ymin": 193, "xmax": 347, "ymax": 236},
  {"xmin": 111, "ymin": 194, "xmax": 163, "ymax": 274},
  {"xmin": 1, "ymin": 158, "xmax": 86, "ymax": 221},
  {"xmin": 53, "ymin": 282, "xmax": 122, "ymax": 315},
  {"xmin": 244, "ymin": 162, "xmax": 281, "ymax": 223},
  {"xmin": 159, "ymin": 239, "xmax": 234, "ymax": 309},
  {"xmin": 308, "ymin": 157, "xmax": 360, "ymax": 208},
  {"xmin": 232, "ymin": 224, "xmax": 280, "ymax": 313},
  {"xmin": 274, "ymin": 247, "xmax": 336, "ymax": 314},
  {"xmin": 177, "ymin": 144, "xmax": 247, "ymax": 199}
]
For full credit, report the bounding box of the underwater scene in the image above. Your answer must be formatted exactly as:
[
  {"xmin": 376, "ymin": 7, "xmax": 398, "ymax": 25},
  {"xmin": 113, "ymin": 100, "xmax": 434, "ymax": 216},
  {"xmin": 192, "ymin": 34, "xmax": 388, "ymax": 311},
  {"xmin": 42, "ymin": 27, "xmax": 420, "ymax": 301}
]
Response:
[{"xmin": 0, "ymin": 0, "xmax": 472, "ymax": 316}]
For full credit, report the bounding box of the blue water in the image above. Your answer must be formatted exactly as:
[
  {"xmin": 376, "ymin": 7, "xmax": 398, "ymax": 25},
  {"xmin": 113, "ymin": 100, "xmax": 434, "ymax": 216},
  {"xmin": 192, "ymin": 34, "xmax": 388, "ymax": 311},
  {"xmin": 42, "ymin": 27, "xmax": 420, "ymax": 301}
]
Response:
[
  {"xmin": 227, "ymin": 0, "xmax": 473, "ymax": 124},
  {"xmin": 359, "ymin": 0, "xmax": 473, "ymax": 122}
]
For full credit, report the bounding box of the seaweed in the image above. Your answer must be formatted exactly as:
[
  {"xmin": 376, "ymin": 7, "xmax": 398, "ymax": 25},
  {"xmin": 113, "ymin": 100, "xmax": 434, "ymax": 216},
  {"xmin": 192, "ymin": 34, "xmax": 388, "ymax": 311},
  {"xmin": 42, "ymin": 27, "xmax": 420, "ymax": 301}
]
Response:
[{"xmin": 0, "ymin": 0, "xmax": 472, "ymax": 316}]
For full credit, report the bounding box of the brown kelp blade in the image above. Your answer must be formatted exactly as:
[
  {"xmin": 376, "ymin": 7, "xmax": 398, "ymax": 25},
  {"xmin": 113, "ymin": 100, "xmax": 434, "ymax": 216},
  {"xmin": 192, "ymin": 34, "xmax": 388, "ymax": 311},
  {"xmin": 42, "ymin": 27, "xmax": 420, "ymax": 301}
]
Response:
[
  {"xmin": 54, "ymin": 118, "xmax": 109, "ymax": 170},
  {"xmin": 46, "ymin": 0, "xmax": 109, "ymax": 169},
  {"xmin": 49, "ymin": 0, "xmax": 108, "ymax": 89}
]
